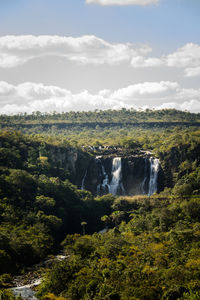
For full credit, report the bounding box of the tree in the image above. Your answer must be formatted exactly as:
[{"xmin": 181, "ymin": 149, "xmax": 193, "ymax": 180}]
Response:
[
  {"xmin": 101, "ymin": 215, "xmax": 110, "ymax": 227},
  {"xmin": 110, "ymin": 211, "xmax": 125, "ymax": 226},
  {"xmin": 81, "ymin": 221, "xmax": 87, "ymax": 235}
]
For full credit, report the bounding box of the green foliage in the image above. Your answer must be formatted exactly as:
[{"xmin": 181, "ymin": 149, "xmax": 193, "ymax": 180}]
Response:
[
  {"xmin": 0, "ymin": 289, "xmax": 17, "ymax": 300},
  {"xmin": 0, "ymin": 131, "xmax": 116, "ymax": 275},
  {"xmin": 172, "ymin": 168, "xmax": 200, "ymax": 196},
  {"xmin": 37, "ymin": 196, "xmax": 200, "ymax": 300},
  {"xmin": 0, "ymin": 110, "xmax": 199, "ymax": 299},
  {"xmin": 0, "ymin": 109, "xmax": 199, "ymax": 125},
  {"xmin": 178, "ymin": 290, "xmax": 200, "ymax": 300}
]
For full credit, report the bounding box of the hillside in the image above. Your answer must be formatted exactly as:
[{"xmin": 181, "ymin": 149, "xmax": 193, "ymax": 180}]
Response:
[
  {"xmin": 0, "ymin": 110, "xmax": 200, "ymax": 299},
  {"xmin": 1, "ymin": 109, "xmax": 200, "ymax": 125}
]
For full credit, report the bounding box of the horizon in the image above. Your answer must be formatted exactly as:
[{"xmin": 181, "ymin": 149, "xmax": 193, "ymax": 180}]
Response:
[{"xmin": 0, "ymin": 107, "xmax": 199, "ymax": 117}]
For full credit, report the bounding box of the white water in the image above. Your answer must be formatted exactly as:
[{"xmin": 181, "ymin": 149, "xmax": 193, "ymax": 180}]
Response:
[
  {"xmin": 81, "ymin": 169, "xmax": 87, "ymax": 190},
  {"xmin": 97, "ymin": 162, "xmax": 110, "ymax": 195},
  {"xmin": 148, "ymin": 157, "xmax": 160, "ymax": 196},
  {"xmin": 98, "ymin": 227, "xmax": 108, "ymax": 234},
  {"xmin": 96, "ymin": 158, "xmax": 110, "ymax": 194},
  {"xmin": 110, "ymin": 157, "xmax": 124, "ymax": 195},
  {"xmin": 11, "ymin": 254, "xmax": 67, "ymax": 300},
  {"xmin": 11, "ymin": 279, "xmax": 41, "ymax": 300},
  {"xmin": 82, "ymin": 156, "xmax": 159, "ymax": 197},
  {"xmin": 141, "ymin": 158, "xmax": 148, "ymax": 194},
  {"xmin": 96, "ymin": 157, "xmax": 125, "ymax": 196}
]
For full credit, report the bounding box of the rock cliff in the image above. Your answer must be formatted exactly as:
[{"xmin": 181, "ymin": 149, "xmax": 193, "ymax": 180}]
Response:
[{"xmin": 80, "ymin": 150, "xmax": 164, "ymax": 196}]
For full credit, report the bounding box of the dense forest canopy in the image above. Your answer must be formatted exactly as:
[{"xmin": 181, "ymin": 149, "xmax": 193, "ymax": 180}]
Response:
[
  {"xmin": 0, "ymin": 109, "xmax": 200, "ymax": 124},
  {"xmin": 0, "ymin": 109, "xmax": 200, "ymax": 151},
  {"xmin": 0, "ymin": 109, "xmax": 200, "ymax": 300}
]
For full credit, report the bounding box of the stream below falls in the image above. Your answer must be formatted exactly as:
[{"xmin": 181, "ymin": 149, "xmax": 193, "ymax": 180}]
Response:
[{"xmin": 11, "ymin": 254, "xmax": 67, "ymax": 300}]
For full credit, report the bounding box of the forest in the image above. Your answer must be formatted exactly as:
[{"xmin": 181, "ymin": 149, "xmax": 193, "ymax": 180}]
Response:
[
  {"xmin": 0, "ymin": 109, "xmax": 199, "ymax": 125},
  {"xmin": 0, "ymin": 109, "xmax": 200, "ymax": 300}
]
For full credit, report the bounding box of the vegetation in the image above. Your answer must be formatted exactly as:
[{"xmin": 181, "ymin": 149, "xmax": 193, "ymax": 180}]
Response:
[
  {"xmin": 0, "ymin": 109, "xmax": 199, "ymax": 299},
  {"xmin": 0, "ymin": 109, "xmax": 199, "ymax": 125},
  {"xmin": 0, "ymin": 131, "xmax": 113, "ymax": 276},
  {"xmin": 37, "ymin": 195, "xmax": 200, "ymax": 300}
]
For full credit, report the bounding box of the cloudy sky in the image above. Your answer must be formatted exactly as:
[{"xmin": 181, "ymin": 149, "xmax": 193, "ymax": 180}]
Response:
[{"xmin": 0, "ymin": 0, "xmax": 200, "ymax": 114}]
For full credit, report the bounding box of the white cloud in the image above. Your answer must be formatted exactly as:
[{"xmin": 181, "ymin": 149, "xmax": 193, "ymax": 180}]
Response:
[
  {"xmin": 17, "ymin": 82, "xmax": 68, "ymax": 100},
  {"xmin": 0, "ymin": 81, "xmax": 128, "ymax": 113},
  {"xmin": 0, "ymin": 81, "xmax": 16, "ymax": 96},
  {"xmin": 157, "ymin": 100, "xmax": 200, "ymax": 112},
  {"xmin": 184, "ymin": 66, "xmax": 200, "ymax": 77},
  {"xmin": 86, "ymin": 0, "xmax": 159, "ymax": 6},
  {"xmin": 165, "ymin": 43, "xmax": 200, "ymax": 68},
  {"xmin": 0, "ymin": 53, "xmax": 26, "ymax": 68},
  {"xmin": 131, "ymin": 43, "xmax": 200, "ymax": 77},
  {"xmin": 111, "ymin": 81, "xmax": 179, "ymax": 101},
  {"xmin": 0, "ymin": 81, "xmax": 199, "ymax": 114},
  {"xmin": 0, "ymin": 35, "xmax": 151, "ymax": 68},
  {"xmin": 1, "ymin": 35, "xmax": 199, "ymax": 79},
  {"xmin": 131, "ymin": 56, "xmax": 163, "ymax": 67}
]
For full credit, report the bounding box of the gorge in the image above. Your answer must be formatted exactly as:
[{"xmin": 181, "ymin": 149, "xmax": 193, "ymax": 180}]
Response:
[
  {"xmin": 80, "ymin": 152, "xmax": 163, "ymax": 196},
  {"xmin": 0, "ymin": 110, "xmax": 199, "ymax": 300}
]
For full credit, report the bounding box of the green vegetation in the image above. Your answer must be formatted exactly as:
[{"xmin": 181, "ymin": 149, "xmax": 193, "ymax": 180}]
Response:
[
  {"xmin": 0, "ymin": 109, "xmax": 199, "ymax": 299},
  {"xmin": 37, "ymin": 195, "xmax": 200, "ymax": 300},
  {"xmin": 0, "ymin": 109, "xmax": 199, "ymax": 125},
  {"xmin": 1, "ymin": 109, "xmax": 200, "ymax": 152},
  {"xmin": 0, "ymin": 131, "xmax": 113, "ymax": 277}
]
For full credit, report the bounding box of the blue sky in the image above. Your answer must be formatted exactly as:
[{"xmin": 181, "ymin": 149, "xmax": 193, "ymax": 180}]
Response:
[
  {"xmin": 0, "ymin": 0, "xmax": 200, "ymax": 113},
  {"xmin": 1, "ymin": 0, "xmax": 200, "ymax": 50}
]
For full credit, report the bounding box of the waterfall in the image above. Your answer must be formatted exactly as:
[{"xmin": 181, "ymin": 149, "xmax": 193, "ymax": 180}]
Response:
[
  {"xmin": 81, "ymin": 169, "xmax": 87, "ymax": 190},
  {"xmin": 148, "ymin": 157, "xmax": 160, "ymax": 196},
  {"xmin": 141, "ymin": 158, "xmax": 148, "ymax": 194},
  {"xmin": 97, "ymin": 160, "xmax": 110, "ymax": 195},
  {"xmin": 81, "ymin": 155, "xmax": 160, "ymax": 197},
  {"xmin": 96, "ymin": 157, "xmax": 125, "ymax": 196},
  {"xmin": 110, "ymin": 157, "xmax": 125, "ymax": 195}
]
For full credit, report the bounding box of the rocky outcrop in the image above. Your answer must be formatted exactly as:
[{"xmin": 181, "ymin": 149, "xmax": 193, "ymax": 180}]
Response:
[
  {"xmin": 158, "ymin": 143, "xmax": 200, "ymax": 188},
  {"xmin": 43, "ymin": 145, "xmax": 165, "ymax": 196},
  {"xmin": 41, "ymin": 144, "xmax": 92, "ymax": 183},
  {"xmin": 122, "ymin": 157, "xmax": 147, "ymax": 195},
  {"xmin": 80, "ymin": 152, "xmax": 164, "ymax": 196}
]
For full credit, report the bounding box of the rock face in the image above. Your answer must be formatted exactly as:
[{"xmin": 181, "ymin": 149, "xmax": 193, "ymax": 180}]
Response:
[
  {"xmin": 44, "ymin": 145, "xmax": 164, "ymax": 196},
  {"xmin": 42, "ymin": 144, "xmax": 92, "ymax": 184},
  {"xmin": 80, "ymin": 152, "xmax": 164, "ymax": 196},
  {"xmin": 49, "ymin": 146, "xmax": 78, "ymax": 175}
]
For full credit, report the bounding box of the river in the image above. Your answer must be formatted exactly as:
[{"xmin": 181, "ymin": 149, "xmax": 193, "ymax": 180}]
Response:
[{"xmin": 11, "ymin": 254, "xmax": 67, "ymax": 300}]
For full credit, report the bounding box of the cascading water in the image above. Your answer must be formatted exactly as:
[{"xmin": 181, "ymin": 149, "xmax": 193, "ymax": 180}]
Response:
[
  {"xmin": 96, "ymin": 157, "xmax": 125, "ymax": 196},
  {"xmin": 80, "ymin": 155, "xmax": 160, "ymax": 197},
  {"xmin": 140, "ymin": 158, "xmax": 148, "ymax": 194},
  {"xmin": 110, "ymin": 157, "xmax": 125, "ymax": 195},
  {"xmin": 97, "ymin": 160, "xmax": 110, "ymax": 195},
  {"xmin": 148, "ymin": 157, "xmax": 160, "ymax": 196},
  {"xmin": 81, "ymin": 169, "xmax": 87, "ymax": 190}
]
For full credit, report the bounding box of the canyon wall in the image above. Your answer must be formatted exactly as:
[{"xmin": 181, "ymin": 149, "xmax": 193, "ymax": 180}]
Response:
[{"xmin": 80, "ymin": 152, "xmax": 164, "ymax": 196}]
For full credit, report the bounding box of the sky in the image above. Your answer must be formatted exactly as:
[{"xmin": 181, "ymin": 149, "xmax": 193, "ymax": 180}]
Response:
[{"xmin": 0, "ymin": 0, "xmax": 200, "ymax": 114}]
